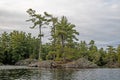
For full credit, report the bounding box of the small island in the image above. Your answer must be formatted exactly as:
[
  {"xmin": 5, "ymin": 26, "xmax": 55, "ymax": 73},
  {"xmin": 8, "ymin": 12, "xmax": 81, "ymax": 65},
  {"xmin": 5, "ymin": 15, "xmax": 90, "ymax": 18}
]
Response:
[{"xmin": 0, "ymin": 9, "xmax": 120, "ymax": 69}]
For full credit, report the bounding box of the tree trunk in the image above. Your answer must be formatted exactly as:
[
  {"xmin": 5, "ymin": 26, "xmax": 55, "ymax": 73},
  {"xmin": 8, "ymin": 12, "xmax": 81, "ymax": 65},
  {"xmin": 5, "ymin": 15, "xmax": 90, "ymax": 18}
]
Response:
[
  {"xmin": 52, "ymin": 22, "xmax": 56, "ymax": 60},
  {"xmin": 39, "ymin": 24, "xmax": 42, "ymax": 60},
  {"xmin": 61, "ymin": 35, "xmax": 65, "ymax": 61}
]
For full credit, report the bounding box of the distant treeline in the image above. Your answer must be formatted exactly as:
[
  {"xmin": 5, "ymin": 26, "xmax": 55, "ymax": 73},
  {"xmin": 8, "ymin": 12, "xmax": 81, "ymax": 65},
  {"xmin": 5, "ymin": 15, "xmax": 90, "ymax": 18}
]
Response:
[{"xmin": 0, "ymin": 8, "xmax": 120, "ymax": 67}]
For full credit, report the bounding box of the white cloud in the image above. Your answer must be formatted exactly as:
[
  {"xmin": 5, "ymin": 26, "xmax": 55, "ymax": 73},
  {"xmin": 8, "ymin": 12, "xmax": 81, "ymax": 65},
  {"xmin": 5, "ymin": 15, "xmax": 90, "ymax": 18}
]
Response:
[{"xmin": 0, "ymin": 0, "xmax": 120, "ymax": 47}]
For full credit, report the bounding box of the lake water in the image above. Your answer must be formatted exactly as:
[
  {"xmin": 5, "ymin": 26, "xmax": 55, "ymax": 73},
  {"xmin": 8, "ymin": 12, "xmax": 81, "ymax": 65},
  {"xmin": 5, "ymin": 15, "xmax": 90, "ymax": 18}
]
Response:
[{"xmin": 0, "ymin": 66, "xmax": 120, "ymax": 80}]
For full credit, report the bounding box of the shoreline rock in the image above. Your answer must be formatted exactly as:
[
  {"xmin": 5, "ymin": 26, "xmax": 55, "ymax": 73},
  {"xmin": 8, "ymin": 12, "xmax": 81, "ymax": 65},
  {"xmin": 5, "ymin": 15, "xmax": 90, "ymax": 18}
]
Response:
[
  {"xmin": 62, "ymin": 58, "xmax": 98, "ymax": 68},
  {"xmin": 27, "ymin": 58, "xmax": 98, "ymax": 68},
  {"xmin": 15, "ymin": 59, "xmax": 38, "ymax": 66}
]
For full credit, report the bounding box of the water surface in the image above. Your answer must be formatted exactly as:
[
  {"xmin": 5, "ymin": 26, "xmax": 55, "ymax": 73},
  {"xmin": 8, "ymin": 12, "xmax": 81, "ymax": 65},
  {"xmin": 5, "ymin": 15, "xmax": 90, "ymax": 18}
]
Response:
[{"xmin": 0, "ymin": 66, "xmax": 120, "ymax": 80}]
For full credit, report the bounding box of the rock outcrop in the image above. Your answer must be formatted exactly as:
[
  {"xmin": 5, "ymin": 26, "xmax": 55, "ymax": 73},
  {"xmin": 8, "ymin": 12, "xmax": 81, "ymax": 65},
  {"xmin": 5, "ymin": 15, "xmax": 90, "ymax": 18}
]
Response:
[
  {"xmin": 62, "ymin": 58, "xmax": 98, "ymax": 68},
  {"xmin": 16, "ymin": 58, "xmax": 97, "ymax": 68},
  {"xmin": 15, "ymin": 59, "xmax": 38, "ymax": 66},
  {"xmin": 29, "ymin": 61, "xmax": 57, "ymax": 68}
]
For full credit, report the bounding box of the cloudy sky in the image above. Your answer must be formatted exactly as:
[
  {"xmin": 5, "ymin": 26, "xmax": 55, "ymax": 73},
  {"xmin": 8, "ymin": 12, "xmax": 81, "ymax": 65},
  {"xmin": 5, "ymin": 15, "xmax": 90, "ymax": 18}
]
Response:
[{"xmin": 0, "ymin": 0, "xmax": 120, "ymax": 47}]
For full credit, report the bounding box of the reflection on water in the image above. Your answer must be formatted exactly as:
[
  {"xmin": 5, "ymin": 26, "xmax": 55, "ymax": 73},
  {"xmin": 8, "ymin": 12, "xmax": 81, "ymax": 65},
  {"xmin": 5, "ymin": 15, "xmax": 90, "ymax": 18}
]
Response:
[
  {"xmin": 0, "ymin": 67, "xmax": 120, "ymax": 80},
  {"xmin": 0, "ymin": 69, "xmax": 32, "ymax": 80}
]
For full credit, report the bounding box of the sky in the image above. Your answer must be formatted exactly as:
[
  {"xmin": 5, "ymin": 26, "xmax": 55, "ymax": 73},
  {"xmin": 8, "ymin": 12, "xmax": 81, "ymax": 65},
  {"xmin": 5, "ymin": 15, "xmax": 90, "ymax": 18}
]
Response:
[{"xmin": 0, "ymin": 0, "xmax": 120, "ymax": 47}]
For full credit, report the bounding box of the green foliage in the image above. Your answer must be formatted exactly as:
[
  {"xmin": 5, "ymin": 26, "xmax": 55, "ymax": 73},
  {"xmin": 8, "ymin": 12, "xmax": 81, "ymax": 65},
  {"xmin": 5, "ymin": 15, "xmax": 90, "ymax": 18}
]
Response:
[
  {"xmin": 0, "ymin": 29, "xmax": 120, "ymax": 67},
  {"xmin": 0, "ymin": 31, "xmax": 39, "ymax": 64},
  {"xmin": 96, "ymin": 48, "xmax": 107, "ymax": 66},
  {"xmin": 106, "ymin": 46, "xmax": 117, "ymax": 65},
  {"xmin": 0, "ymin": 9, "xmax": 119, "ymax": 68},
  {"xmin": 49, "ymin": 16, "xmax": 79, "ymax": 61},
  {"xmin": 117, "ymin": 45, "xmax": 120, "ymax": 65},
  {"xmin": 88, "ymin": 40, "xmax": 98, "ymax": 62},
  {"xmin": 77, "ymin": 41, "xmax": 88, "ymax": 58}
]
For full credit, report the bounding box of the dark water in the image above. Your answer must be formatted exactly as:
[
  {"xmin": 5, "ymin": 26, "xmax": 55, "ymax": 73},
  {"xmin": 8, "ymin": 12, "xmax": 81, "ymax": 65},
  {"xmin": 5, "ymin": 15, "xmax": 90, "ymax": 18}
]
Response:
[{"xmin": 0, "ymin": 67, "xmax": 120, "ymax": 80}]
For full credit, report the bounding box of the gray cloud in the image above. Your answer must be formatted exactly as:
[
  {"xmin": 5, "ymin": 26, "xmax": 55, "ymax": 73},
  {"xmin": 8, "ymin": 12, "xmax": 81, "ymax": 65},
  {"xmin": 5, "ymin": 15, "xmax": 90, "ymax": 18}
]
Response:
[{"xmin": 0, "ymin": 0, "xmax": 120, "ymax": 47}]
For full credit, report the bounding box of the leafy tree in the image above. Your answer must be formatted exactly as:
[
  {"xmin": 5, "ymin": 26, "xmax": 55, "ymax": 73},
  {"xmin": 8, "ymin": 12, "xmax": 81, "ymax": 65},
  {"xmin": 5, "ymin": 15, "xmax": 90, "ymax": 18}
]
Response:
[
  {"xmin": 0, "ymin": 32, "xmax": 10, "ymax": 64},
  {"xmin": 29, "ymin": 37, "xmax": 39, "ymax": 59},
  {"xmin": 77, "ymin": 41, "xmax": 88, "ymax": 58},
  {"xmin": 0, "ymin": 31, "xmax": 40, "ymax": 64},
  {"xmin": 9, "ymin": 31, "xmax": 30, "ymax": 63}
]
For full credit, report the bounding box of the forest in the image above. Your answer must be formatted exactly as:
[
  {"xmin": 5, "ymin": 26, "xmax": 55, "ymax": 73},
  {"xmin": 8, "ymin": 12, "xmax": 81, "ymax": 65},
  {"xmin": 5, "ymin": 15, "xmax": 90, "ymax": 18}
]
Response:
[{"xmin": 0, "ymin": 9, "xmax": 120, "ymax": 67}]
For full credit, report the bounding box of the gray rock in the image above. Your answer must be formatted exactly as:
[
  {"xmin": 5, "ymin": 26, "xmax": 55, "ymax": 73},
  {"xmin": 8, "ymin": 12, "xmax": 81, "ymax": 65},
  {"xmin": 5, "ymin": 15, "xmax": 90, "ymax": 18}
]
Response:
[
  {"xmin": 16, "ymin": 58, "xmax": 97, "ymax": 68},
  {"xmin": 15, "ymin": 59, "xmax": 38, "ymax": 66},
  {"xmin": 29, "ymin": 61, "xmax": 58, "ymax": 68},
  {"xmin": 63, "ymin": 58, "xmax": 97, "ymax": 68}
]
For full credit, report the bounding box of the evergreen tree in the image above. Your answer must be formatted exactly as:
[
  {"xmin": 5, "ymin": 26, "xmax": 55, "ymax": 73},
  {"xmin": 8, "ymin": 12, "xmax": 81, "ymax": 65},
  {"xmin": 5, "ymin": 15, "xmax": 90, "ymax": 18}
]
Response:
[
  {"xmin": 106, "ymin": 46, "xmax": 117, "ymax": 65},
  {"xmin": 88, "ymin": 40, "xmax": 98, "ymax": 62},
  {"xmin": 26, "ymin": 9, "xmax": 48, "ymax": 60},
  {"xmin": 55, "ymin": 16, "xmax": 79, "ymax": 60},
  {"xmin": 117, "ymin": 45, "xmax": 120, "ymax": 65}
]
